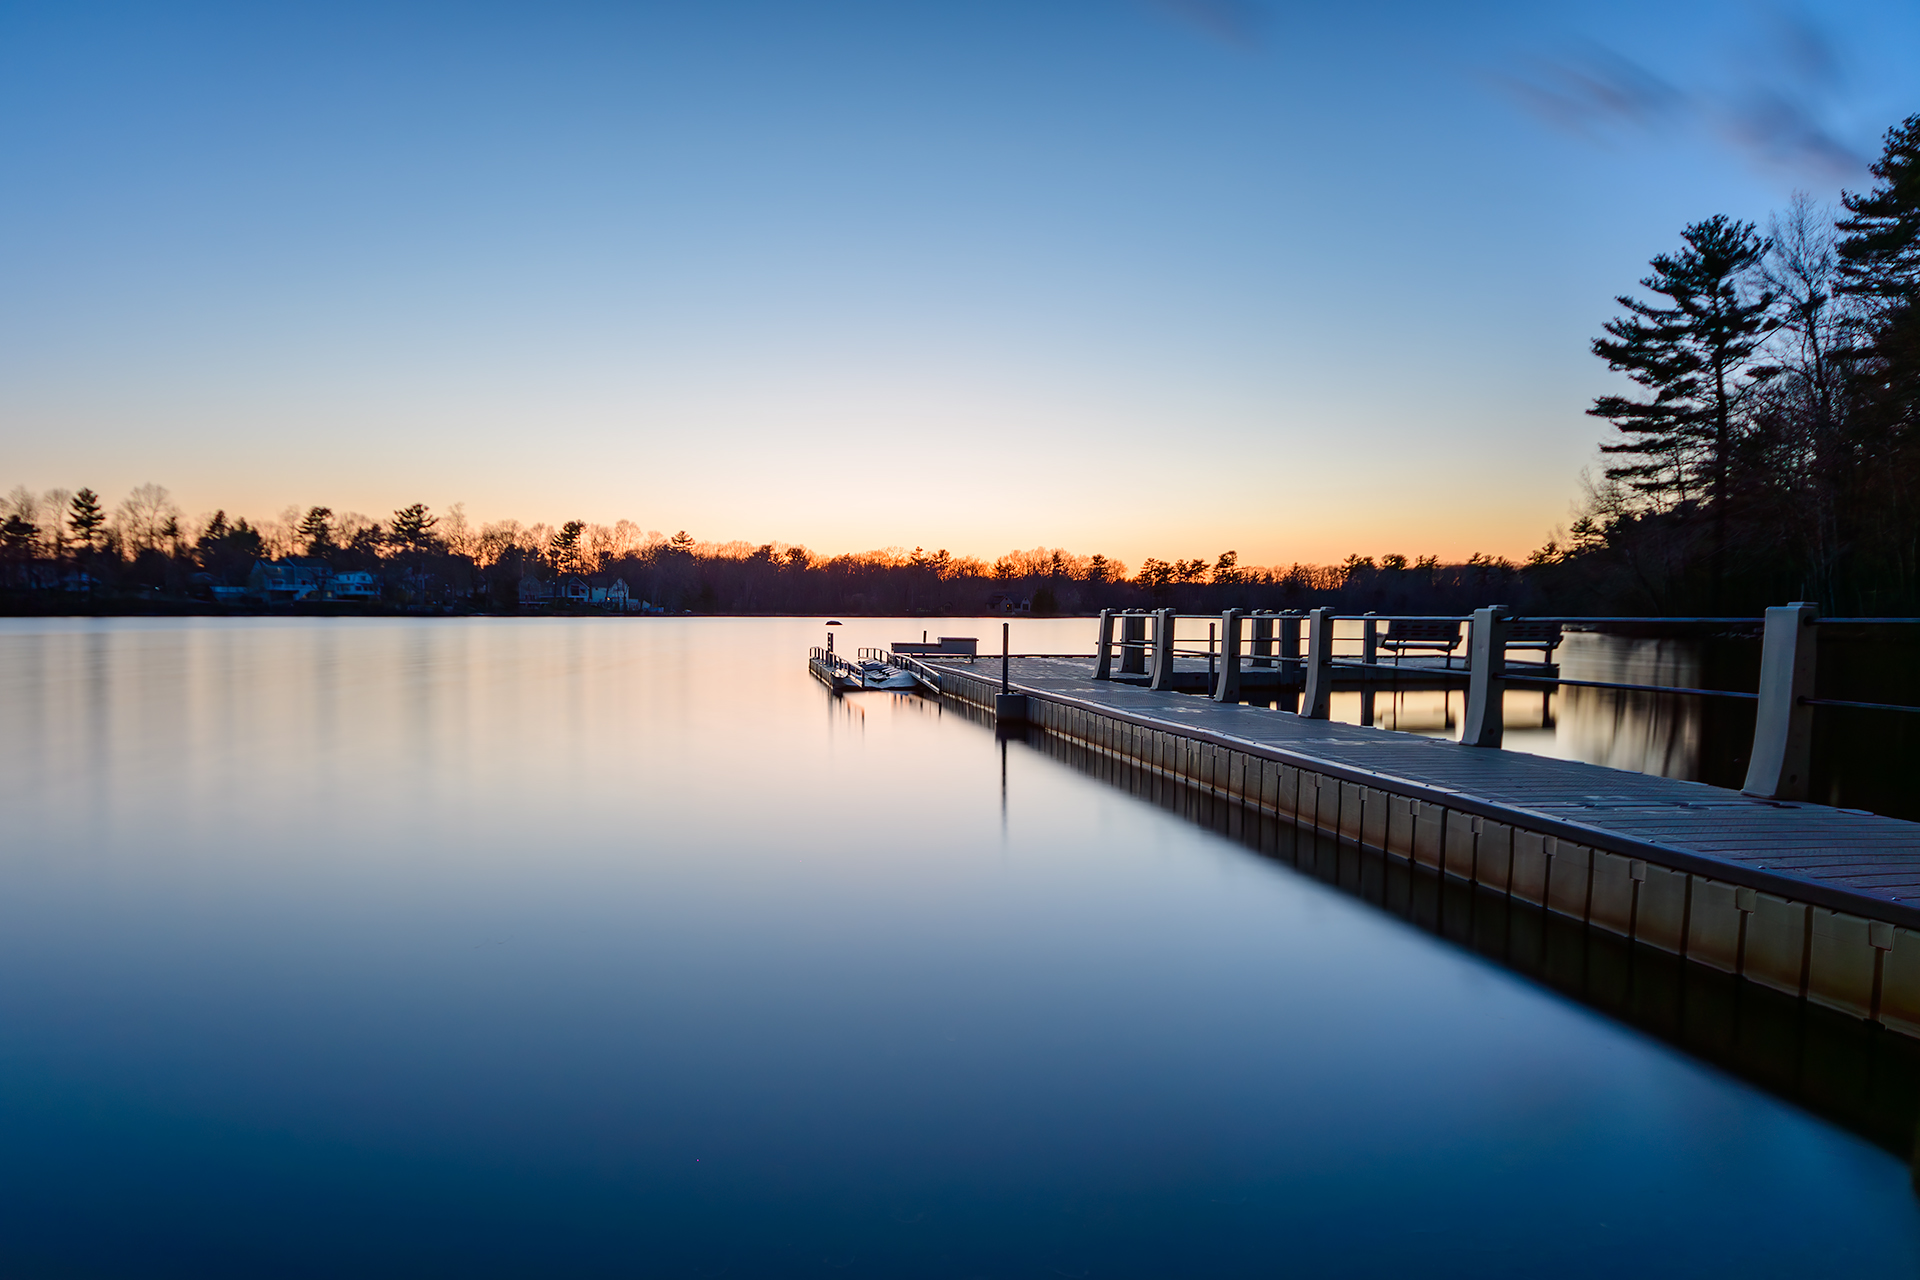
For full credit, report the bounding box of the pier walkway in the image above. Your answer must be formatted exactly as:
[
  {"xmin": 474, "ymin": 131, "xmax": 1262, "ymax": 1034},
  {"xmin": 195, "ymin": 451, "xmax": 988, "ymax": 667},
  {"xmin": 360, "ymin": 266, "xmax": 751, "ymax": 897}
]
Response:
[{"xmin": 908, "ymin": 651, "xmax": 1920, "ymax": 1038}]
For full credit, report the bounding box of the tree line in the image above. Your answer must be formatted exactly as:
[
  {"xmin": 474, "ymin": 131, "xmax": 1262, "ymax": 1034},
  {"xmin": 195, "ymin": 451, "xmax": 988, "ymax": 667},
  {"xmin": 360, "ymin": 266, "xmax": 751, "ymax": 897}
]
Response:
[
  {"xmin": 1532, "ymin": 113, "xmax": 1920, "ymax": 615},
  {"xmin": 0, "ymin": 485, "xmax": 1528, "ymax": 615}
]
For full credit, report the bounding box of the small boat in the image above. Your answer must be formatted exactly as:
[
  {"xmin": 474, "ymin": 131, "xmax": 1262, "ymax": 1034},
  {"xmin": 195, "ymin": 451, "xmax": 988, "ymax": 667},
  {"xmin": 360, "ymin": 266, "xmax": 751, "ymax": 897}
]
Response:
[{"xmin": 858, "ymin": 661, "xmax": 919, "ymax": 691}]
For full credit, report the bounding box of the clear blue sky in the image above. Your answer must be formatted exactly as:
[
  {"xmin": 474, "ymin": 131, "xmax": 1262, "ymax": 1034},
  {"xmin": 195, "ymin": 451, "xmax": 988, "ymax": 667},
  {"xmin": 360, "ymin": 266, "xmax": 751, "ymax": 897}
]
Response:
[{"xmin": 1, "ymin": 0, "xmax": 1914, "ymax": 564}]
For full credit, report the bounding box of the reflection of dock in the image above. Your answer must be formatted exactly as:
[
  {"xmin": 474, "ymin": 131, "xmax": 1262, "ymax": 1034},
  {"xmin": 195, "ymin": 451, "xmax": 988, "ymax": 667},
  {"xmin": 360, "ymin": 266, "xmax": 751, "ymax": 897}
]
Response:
[
  {"xmin": 903, "ymin": 641, "xmax": 1920, "ymax": 1041},
  {"xmin": 1022, "ymin": 729, "xmax": 1920, "ymax": 1166}
]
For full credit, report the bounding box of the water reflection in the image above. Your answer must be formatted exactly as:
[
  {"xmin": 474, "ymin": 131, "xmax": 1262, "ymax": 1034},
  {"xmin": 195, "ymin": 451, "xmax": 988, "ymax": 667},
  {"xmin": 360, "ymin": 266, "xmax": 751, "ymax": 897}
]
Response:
[
  {"xmin": 0, "ymin": 618, "xmax": 1915, "ymax": 1276},
  {"xmin": 1017, "ymin": 723, "xmax": 1920, "ymax": 1166},
  {"xmin": 1553, "ymin": 632, "xmax": 1706, "ymax": 779}
]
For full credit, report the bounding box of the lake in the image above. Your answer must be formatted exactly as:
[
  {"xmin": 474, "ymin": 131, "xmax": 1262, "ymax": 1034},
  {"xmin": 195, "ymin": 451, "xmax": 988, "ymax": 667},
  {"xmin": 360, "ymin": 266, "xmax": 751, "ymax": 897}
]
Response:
[{"xmin": 1, "ymin": 616, "xmax": 1916, "ymax": 1277}]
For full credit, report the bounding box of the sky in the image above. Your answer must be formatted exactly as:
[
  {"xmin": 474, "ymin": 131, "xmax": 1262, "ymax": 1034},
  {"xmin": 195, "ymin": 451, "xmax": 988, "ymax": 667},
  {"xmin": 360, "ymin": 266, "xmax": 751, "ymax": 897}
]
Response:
[{"xmin": 0, "ymin": 0, "xmax": 1915, "ymax": 567}]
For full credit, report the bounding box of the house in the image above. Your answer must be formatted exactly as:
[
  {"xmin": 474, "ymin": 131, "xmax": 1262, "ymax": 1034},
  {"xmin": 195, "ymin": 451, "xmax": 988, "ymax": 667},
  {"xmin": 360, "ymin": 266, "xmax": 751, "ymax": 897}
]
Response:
[
  {"xmin": 984, "ymin": 592, "xmax": 1032, "ymax": 615},
  {"xmin": 557, "ymin": 576, "xmax": 589, "ymax": 603},
  {"xmin": 328, "ymin": 570, "xmax": 380, "ymax": 601},
  {"xmin": 248, "ymin": 560, "xmax": 327, "ymax": 601},
  {"xmin": 518, "ymin": 577, "xmax": 552, "ymax": 605},
  {"xmin": 590, "ymin": 578, "xmax": 633, "ymax": 609}
]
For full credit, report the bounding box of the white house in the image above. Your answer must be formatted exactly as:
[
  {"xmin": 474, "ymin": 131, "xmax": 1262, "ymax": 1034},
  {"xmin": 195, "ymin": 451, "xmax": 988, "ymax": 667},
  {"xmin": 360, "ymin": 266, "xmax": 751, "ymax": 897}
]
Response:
[
  {"xmin": 249, "ymin": 560, "xmax": 326, "ymax": 601},
  {"xmin": 329, "ymin": 571, "xmax": 380, "ymax": 601}
]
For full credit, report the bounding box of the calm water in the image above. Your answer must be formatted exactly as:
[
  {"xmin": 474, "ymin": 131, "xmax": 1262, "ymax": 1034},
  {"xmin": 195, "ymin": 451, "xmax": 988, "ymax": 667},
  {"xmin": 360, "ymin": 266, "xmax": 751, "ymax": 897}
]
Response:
[{"xmin": 2, "ymin": 616, "xmax": 1917, "ymax": 1278}]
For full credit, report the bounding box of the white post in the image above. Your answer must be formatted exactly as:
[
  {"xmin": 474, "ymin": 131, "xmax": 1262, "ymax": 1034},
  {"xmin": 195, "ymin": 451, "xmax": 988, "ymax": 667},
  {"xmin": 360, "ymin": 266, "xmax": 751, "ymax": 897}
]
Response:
[
  {"xmin": 1149, "ymin": 609, "xmax": 1176, "ymax": 692},
  {"xmin": 1092, "ymin": 609, "xmax": 1115, "ymax": 681},
  {"xmin": 1743, "ymin": 602, "xmax": 1819, "ymax": 800},
  {"xmin": 1250, "ymin": 612, "xmax": 1274, "ymax": 668},
  {"xmin": 1299, "ymin": 608, "xmax": 1334, "ymax": 719},
  {"xmin": 1461, "ymin": 606, "xmax": 1510, "ymax": 747},
  {"xmin": 1121, "ymin": 612, "xmax": 1147, "ymax": 674},
  {"xmin": 1213, "ymin": 609, "xmax": 1243, "ymax": 703}
]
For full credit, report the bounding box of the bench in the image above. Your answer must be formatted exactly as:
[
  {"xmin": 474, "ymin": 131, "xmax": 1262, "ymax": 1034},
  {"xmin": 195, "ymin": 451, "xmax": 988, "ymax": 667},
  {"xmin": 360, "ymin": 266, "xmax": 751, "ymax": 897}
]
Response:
[
  {"xmin": 1504, "ymin": 620, "xmax": 1562, "ymax": 661},
  {"xmin": 1378, "ymin": 619, "xmax": 1462, "ymax": 666},
  {"xmin": 1375, "ymin": 618, "xmax": 1562, "ymax": 669}
]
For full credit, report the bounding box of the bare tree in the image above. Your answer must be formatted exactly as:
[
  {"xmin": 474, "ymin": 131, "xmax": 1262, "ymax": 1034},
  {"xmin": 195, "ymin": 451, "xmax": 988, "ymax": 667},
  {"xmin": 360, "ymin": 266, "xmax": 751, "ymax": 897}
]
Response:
[
  {"xmin": 115, "ymin": 484, "xmax": 181, "ymax": 555},
  {"xmin": 39, "ymin": 488, "xmax": 71, "ymax": 557}
]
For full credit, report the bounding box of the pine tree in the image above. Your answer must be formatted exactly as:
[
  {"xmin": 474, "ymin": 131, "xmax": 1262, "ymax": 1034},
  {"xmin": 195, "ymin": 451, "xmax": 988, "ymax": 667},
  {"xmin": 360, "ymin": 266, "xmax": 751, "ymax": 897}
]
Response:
[
  {"xmin": 1839, "ymin": 114, "xmax": 1920, "ymax": 439},
  {"xmin": 67, "ymin": 489, "xmax": 105, "ymax": 551},
  {"xmin": 1836, "ymin": 114, "xmax": 1920, "ymax": 605},
  {"xmin": 548, "ymin": 519, "xmax": 586, "ymax": 576},
  {"xmin": 389, "ymin": 503, "xmax": 437, "ymax": 550},
  {"xmin": 1839, "ymin": 114, "xmax": 1920, "ymax": 306},
  {"xmin": 298, "ymin": 506, "xmax": 335, "ymax": 558},
  {"xmin": 1589, "ymin": 215, "xmax": 1775, "ymax": 601},
  {"xmin": 1, "ymin": 514, "xmax": 38, "ymax": 556}
]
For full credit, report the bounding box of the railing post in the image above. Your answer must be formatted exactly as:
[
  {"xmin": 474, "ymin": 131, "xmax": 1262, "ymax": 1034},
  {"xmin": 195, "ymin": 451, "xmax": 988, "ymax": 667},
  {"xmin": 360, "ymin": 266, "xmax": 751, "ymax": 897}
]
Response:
[
  {"xmin": 995, "ymin": 619, "xmax": 1027, "ymax": 725},
  {"xmin": 1743, "ymin": 602, "xmax": 1819, "ymax": 800},
  {"xmin": 1149, "ymin": 609, "xmax": 1176, "ymax": 692},
  {"xmin": 1461, "ymin": 605, "xmax": 1510, "ymax": 747},
  {"xmin": 1250, "ymin": 612, "xmax": 1274, "ymax": 668},
  {"xmin": 1213, "ymin": 609, "xmax": 1243, "ymax": 702},
  {"xmin": 1299, "ymin": 607, "xmax": 1334, "ymax": 719},
  {"xmin": 1092, "ymin": 609, "xmax": 1115, "ymax": 681},
  {"xmin": 1121, "ymin": 611, "xmax": 1147, "ymax": 675},
  {"xmin": 1360, "ymin": 612, "xmax": 1379, "ymax": 727}
]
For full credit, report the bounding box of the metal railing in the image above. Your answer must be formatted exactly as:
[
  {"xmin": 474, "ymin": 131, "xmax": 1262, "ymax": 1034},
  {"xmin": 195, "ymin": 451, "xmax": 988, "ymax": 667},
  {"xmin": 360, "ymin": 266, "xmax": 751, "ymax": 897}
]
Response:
[{"xmin": 1085, "ymin": 604, "xmax": 1920, "ymax": 801}]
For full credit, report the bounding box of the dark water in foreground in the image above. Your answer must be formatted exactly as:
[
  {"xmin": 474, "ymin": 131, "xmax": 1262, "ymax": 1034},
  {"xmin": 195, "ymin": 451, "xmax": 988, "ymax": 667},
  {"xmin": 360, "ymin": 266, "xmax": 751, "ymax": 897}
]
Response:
[{"xmin": 1, "ymin": 617, "xmax": 1917, "ymax": 1277}]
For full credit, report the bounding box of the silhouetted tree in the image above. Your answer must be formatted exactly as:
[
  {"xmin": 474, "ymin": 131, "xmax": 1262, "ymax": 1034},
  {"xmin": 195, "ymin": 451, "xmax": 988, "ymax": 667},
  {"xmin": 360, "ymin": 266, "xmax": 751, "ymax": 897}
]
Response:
[
  {"xmin": 1, "ymin": 515, "xmax": 38, "ymax": 555},
  {"xmin": 389, "ymin": 504, "xmax": 437, "ymax": 550},
  {"xmin": 298, "ymin": 506, "xmax": 336, "ymax": 558},
  {"xmin": 548, "ymin": 520, "xmax": 586, "ymax": 576},
  {"xmin": 1590, "ymin": 215, "xmax": 1775, "ymax": 603},
  {"xmin": 67, "ymin": 489, "xmax": 104, "ymax": 551}
]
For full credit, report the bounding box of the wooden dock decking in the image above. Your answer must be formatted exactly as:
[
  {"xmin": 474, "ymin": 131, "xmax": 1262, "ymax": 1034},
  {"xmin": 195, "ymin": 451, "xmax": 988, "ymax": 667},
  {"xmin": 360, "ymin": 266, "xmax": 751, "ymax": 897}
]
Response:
[{"xmin": 907, "ymin": 652, "xmax": 1920, "ymax": 1037}]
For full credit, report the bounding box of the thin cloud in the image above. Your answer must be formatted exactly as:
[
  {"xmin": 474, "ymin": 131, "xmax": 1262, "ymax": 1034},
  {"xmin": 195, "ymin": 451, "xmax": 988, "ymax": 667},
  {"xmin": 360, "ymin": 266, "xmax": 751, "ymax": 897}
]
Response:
[
  {"xmin": 1492, "ymin": 9, "xmax": 1868, "ymax": 182},
  {"xmin": 1143, "ymin": 0, "xmax": 1264, "ymax": 49},
  {"xmin": 1491, "ymin": 45, "xmax": 1685, "ymax": 140}
]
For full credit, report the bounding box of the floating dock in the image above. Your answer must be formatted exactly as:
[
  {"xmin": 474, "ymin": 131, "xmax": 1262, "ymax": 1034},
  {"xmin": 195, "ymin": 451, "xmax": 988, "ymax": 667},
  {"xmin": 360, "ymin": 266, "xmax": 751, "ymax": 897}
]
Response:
[{"xmin": 900, "ymin": 650, "xmax": 1920, "ymax": 1039}]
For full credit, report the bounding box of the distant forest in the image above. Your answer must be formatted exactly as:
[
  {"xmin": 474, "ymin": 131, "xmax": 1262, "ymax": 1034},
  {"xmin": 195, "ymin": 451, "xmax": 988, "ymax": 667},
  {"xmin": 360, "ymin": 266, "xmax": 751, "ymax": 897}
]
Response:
[
  {"xmin": 5, "ymin": 113, "xmax": 1917, "ymax": 619},
  {"xmin": 0, "ymin": 487, "xmax": 1530, "ymax": 617}
]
